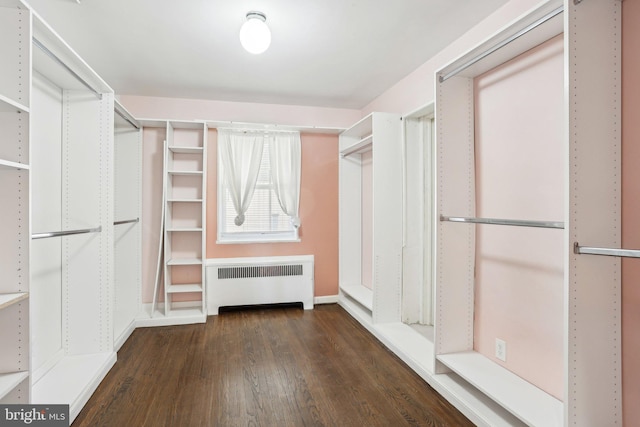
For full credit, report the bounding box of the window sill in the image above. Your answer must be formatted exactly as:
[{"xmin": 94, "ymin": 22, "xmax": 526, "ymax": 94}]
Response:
[{"xmin": 216, "ymin": 237, "xmax": 301, "ymax": 245}]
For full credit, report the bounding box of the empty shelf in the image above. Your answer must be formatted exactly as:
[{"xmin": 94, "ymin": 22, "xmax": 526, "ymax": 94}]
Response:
[
  {"xmin": 0, "ymin": 371, "xmax": 29, "ymax": 401},
  {"xmin": 0, "ymin": 93, "xmax": 29, "ymax": 113},
  {"xmin": 0, "ymin": 159, "xmax": 29, "ymax": 170},
  {"xmin": 166, "ymin": 284, "xmax": 203, "ymax": 293},
  {"xmin": 168, "ymin": 146, "xmax": 203, "ymax": 154},
  {"xmin": 167, "ymin": 258, "xmax": 203, "ymax": 266},
  {"xmin": 437, "ymin": 351, "xmax": 562, "ymax": 427},
  {"xmin": 0, "ymin": 293, "xmax": 28, "ymax": 310},
  {"xmin": 168, "ymin": 170, "xmax": 203, "ymax": 176},
  {"xmin": 340, "ymin": 283, "xmax": 373, "ymax": 311},
  {"xmin": 341, "ymin": 134, "xmax": 373, "ymax": 157},
  {"xmin": 166, "ymin": 227, "xmax": 203, "ymax": 232},
  {"xmin": 167, "ymin": 199, "xmax": 203, "ymax": 203}
]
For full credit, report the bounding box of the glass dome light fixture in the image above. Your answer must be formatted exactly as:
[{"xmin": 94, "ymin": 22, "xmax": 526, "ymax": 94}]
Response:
[{"xmin": 239, "ymin": 11, "xmax": 271, "ymax": 54}]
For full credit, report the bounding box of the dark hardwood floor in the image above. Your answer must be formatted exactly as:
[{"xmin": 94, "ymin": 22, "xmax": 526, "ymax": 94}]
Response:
[{"xmin": 73, "ymin": 304, "xmax": 473, "ymax": 427}]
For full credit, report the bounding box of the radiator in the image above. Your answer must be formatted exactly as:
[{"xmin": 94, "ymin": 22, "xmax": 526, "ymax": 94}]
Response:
[{"xmin": 206, "ymin": 255, "xmax": 314, "ymax": 315}]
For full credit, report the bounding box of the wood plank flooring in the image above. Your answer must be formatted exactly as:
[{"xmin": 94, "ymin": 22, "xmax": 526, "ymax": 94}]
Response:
[{"xmin": 73, "ymin": 304, "xmax": 473, "ymax": 426}]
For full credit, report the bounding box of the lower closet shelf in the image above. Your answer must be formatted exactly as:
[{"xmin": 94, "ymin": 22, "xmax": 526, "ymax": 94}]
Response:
[
  {"xmin": 136, "ymin": 304, "xmax": 206, "ymax": 327},
  {"xmin": 0, "ymin": 371, "xmax": 29, "ymax": 401},
  {"xmin": 339, "ymin": 284, "xmax": 373, "ymax": 311},
  {"xmin": 437, "ymin": 351, "xmax": 563, "ymax": 427},
  {"xmin": 32, "ymin": 352, "xmax": 116, "ymax": 422}
]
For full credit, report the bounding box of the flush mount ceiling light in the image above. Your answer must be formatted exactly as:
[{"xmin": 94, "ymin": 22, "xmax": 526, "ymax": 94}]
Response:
[{"xmin": 239, "ymin": 11, "xmax": 271, "ymax": 54}]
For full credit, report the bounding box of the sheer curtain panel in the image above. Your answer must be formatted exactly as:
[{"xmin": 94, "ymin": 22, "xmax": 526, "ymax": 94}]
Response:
[
  {"xmin": 218, "ymin": 129, "xmax": 264, "ymax": 226},
  {"xmin": 269, "ymin": 131, "xmax": 302, "ymax": 228}
]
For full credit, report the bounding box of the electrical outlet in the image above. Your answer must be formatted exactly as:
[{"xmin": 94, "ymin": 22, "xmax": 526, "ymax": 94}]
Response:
[{"xmin": 495, "ymin": 338, "xmax": 507, "ymax": 362}]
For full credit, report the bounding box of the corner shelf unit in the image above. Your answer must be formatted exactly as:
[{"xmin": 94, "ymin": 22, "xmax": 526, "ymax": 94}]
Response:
[
  {"xmin": 338, "ymin": 112, "xmax": 403, "ymax": 325},
  {"xmin": 0, "ymin": 0, "xmax": 30, "ymax": 405},
  {"xmin": 434, "ymin": 0, "xmax": 621, "ymax": 425},
  {"xmin": 163, "ymin": 121, "xmax": 207, "ymax": 320}
]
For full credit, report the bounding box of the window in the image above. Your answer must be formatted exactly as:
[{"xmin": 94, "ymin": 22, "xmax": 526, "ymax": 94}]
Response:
[{"xmin": 217, "ymin": 130, "xmax": 300, "ymax": 243}]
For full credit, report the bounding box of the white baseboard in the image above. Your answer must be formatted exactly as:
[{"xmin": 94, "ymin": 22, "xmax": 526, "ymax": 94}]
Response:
[
  {"xmin": 114, "ymin": 320, "xmax": 137, "ymax": 351},
  {"xmin": 314, "ymin": 295, "xmax": 339, "ymax": 305},
  {"xmin": 136, "ymin": 302, "xmax": 206, "ymax": 328}
]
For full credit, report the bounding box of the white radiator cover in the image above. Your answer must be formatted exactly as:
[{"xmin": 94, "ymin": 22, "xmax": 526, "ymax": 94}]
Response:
[{"xmin": 206, "ymin": 255, "xmax": 314, "ymax": 315}]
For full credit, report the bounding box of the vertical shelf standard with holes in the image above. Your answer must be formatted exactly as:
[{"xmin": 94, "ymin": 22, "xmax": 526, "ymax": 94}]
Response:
[
  {"xmin": 163, "ymin": 121, "xmax": 207, "ymax": 320},
  {"xmin": 0, "ymin": 0, "xmax": 30, "ymax": 404},
  {"xmin": 338, "ymin": 112, "xmax": 403, "ymax": 327}
]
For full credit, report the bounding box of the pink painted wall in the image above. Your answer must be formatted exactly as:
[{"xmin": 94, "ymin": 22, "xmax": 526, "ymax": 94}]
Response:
[
  {"xmin": 622, "ymin": 0, "xmax": 640, "ymax": 424},
  {"xmin": 473, "ymin": 35, "xmax": 564, "ymax": 399},
  {"xmin": 205, "ymin": 130, "xmax": 339, "ymax": 297},
  {"xmin": 119, "ymin": 95, "xmax": 360, "ymax": 130}
]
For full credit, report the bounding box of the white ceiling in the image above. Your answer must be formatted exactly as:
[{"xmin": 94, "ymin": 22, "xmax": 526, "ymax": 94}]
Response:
[{"xmin": 26, "ymin": 0, "xmax": 509, "ymax": 109}]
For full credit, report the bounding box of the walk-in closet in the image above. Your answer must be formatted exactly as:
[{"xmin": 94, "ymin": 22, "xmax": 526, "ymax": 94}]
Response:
[{"xmin": 0, "ymin": 0, "xmax": 637, "ymax": 425}]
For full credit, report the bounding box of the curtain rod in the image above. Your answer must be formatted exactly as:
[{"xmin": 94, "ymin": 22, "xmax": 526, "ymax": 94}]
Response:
[
  {"xmin": 440, "ymin": 215, "xmax": 564, "ymax": 229},
  {"xmin": 32, "ymin": 226, "xmax": 102, "ymax": 240},
  {"xmin": 438, "ymin": 5, "xmax": 563, "ymax": 83},
  {"xmin": 32, "ymin": 37, "xmax": 102, "ymax": 99}
]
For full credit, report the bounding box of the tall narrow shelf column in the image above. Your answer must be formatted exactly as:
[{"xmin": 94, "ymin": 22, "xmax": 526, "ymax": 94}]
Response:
[
  {"xmin": 0, "ymin": 0, "xmax": 30, "ymax": 404},
  {"xmin": 338, "ymin": 112, "xmax": 402, "ymax": 327},
  {"xmin": 163, "ymin": 121, "xmax": 207, "ymax": 321}
]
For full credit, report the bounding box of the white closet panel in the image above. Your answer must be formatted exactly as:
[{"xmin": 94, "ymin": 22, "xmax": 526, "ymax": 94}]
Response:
[
  {"xmin": 30, "ymin": 73, "xmax": 63, "ymax": 376},
  {"xmin": 62, "ymin": 89, "xmax": 114, "ymax": 355}
]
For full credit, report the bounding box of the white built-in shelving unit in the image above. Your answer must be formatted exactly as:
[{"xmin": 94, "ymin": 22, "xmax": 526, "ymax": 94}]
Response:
[
  {"xmin": 337, "ymin": 1, "xmax": 623, "ymax": 426},
  {"xmin": 0, "ymin": 0, "xmax": 30, "ymax": 405},
  {"xmin": 163, "ymin": 121, "xmax": 208, "ymax": 321},
  {"xmin": 338, "ymin": 112, "xmax": 403, "ymax": 326}
]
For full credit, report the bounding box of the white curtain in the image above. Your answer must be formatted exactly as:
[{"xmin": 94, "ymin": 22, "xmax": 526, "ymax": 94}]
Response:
[
  {"xmin": 218, "ymin": 129, "xmax": 264, "ymax": 226},
  {"xmin": 269, "ymin": 131, "xmax": 302, "ymax": 228}
]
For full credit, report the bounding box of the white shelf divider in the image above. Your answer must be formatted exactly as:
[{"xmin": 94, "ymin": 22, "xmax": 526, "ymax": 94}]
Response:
[
  {"xmin": 341, "ymin": 134, "xmax": 373, "ymax": 157},
  {"xmin": 0, "ymin": 371, "xmax": 29, "ymax": 401},
  {"xmin": 0, "ymin": 158, "xmax": 29, "ymax": 170},
  {"xmin": 0, "ymin": 93, "xmax": 29, "ymax": 114},
  {"xmin": 339, "ymin": 284, "xmax": 373, "ymax": 311},
  {"xmin": 167, "ymin": 198, "xmax": 203, "ymax": 203},
  {"xmin": 168, "ymin": 170, "xmax": 203, "ymax": 176},
  {"xmin": 168, "ymin": 146, "xmax": 203, "ymax": 154},
  {"xmin": 166, "ymin": 284, "xmax": 203, "ymax": 293},
  {"xmin": 437, "ymin": 351, "xmax": 563, "ymax": 427},
  {"xmin": 167, "ymin": 258, "xmax": 203, "ymax": 266},
  {"xmin": 166, "ymin": 227, "xmax": 203, "ymax": 232},
  {"xmin": 0, "ymin": 292, "xmax": 28, "ymax": 310},
  {"xmin": 31, "ymin": 353, "xmax": 116, "ymax": 423}
]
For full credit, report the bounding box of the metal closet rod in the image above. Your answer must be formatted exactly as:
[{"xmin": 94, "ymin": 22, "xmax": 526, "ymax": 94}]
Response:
[
  {"xmin": 574, "ymin": 242, "xmax": 640, "ymax": 258},
  {"xmin": 438, "ymin": 5, "xmax": 563, "ymax": 83},
  {"xmin": 115, "ymin": 108, "xmax": 140, "ymax": 130},
  {"xmin": 440, "ymin": 215, "xmax": 564, "ymax": 229},
  {"xmin": 32, "ymin": 226, "xmax": 102, "ymax": 240},
  {"xmin": 114, "ymin": 218, "xmax": 139, "ymax": 226},
  {"xmin": 32, "ymin": 37, "xmax": 102, "ymax": 100}
]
